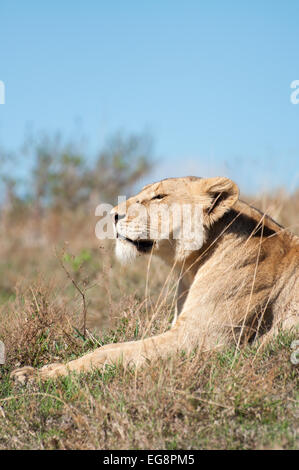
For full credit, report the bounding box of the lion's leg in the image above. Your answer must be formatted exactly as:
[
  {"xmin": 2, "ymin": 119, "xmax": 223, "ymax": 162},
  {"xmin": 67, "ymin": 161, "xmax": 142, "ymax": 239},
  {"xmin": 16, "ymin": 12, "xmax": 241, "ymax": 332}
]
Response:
[
  {"xmin": 11, "ymin": 329, "xmax": 185, "ymax": 382},
  {"xmin": 12, "ymin": 305, "xmax": 210, "ymax": 382},
  {"xmin": 53, "ymin": 332, "xmax": 181, "ymax": 375},
  {"xmin": 11, "ymin": 321, "xmax": 227, "ymax": 383}
]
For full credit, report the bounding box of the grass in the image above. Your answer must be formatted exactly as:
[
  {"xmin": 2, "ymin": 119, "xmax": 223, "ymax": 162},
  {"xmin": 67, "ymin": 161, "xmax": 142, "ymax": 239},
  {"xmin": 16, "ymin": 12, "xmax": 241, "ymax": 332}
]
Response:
[
  {"xmin": 0, "ymin": 189, "xmax": 298, "ymax": 449},
  {"xmin": 0, "ymin": 326, "xmax": 297, "ymax": 450}
]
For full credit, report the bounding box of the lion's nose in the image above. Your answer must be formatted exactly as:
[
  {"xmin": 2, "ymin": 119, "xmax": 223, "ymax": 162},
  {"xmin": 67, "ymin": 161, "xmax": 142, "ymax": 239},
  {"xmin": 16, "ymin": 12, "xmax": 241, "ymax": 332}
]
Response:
[{"xmin": 113, "ymin": 212, "xmax": 125, "ymax": 224}]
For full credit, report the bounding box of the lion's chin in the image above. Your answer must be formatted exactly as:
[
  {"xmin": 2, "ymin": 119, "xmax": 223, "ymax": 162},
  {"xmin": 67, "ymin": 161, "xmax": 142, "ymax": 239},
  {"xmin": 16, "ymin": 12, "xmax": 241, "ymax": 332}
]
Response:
[{"xmin": 115, "ymin": 239, "xmax": 138, "ymax": 265}]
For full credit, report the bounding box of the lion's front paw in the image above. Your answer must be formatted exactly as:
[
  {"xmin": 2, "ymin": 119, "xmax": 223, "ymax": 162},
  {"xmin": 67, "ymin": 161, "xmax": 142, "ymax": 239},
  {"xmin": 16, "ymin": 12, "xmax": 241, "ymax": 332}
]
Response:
[
  {"xmin": 10, "ymin": 366, "xmax": 38, "ymax": 384},
  {"xmin": 11, "ymin": 362, "xmax": 67, "ymax": 384}
]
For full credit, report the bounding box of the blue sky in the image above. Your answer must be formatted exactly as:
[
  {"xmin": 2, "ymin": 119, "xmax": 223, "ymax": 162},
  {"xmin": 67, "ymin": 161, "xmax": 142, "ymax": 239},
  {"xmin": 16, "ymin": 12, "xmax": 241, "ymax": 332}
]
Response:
[{"xmin": 0, "ymin": 0, "xmax": 299, "ymax": 193}]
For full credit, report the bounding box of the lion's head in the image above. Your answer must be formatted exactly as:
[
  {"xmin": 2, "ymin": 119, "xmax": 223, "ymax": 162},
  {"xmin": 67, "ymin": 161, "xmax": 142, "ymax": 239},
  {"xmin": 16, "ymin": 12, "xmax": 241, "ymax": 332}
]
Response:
[{"xmin": 111, "ymin": 176, "xmax": 239, "ymax": 264}]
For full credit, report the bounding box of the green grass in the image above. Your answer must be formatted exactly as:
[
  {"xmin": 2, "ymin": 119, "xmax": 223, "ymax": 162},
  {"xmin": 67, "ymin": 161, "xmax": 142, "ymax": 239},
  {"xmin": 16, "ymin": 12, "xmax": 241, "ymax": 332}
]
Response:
[{"xmin": 0, "ymin": 327, "xmax": 297, "ymax": 450}]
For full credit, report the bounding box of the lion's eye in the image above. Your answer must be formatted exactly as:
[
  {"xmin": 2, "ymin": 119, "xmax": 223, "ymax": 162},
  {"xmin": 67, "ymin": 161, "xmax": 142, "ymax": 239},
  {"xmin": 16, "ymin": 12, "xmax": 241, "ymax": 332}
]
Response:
[{"xmin": 151, "ymin": 194, "xmax": 166, "ymax": 201}]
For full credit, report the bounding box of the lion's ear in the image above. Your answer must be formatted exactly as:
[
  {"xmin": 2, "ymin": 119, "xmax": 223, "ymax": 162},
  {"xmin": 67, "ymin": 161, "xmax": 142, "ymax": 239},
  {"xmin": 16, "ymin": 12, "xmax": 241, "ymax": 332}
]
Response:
[{"xmin": 203, "ymin": 177, "xmax": 239, "ymax": 224}]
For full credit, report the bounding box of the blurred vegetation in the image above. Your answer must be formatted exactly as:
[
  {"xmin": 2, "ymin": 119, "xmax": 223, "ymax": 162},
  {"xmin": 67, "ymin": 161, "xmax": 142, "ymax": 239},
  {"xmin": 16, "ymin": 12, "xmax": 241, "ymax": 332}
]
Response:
[{"xmin": 0, "ymin": 130, "xmax": 154, "ymax": 212}]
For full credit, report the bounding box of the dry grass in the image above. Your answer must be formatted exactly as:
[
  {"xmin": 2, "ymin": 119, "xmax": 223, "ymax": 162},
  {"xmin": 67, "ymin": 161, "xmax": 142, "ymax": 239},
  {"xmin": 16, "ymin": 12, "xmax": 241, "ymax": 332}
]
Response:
[{"xmin": 0, "ymin": 189, "xmax": 298, "ymax": 449}]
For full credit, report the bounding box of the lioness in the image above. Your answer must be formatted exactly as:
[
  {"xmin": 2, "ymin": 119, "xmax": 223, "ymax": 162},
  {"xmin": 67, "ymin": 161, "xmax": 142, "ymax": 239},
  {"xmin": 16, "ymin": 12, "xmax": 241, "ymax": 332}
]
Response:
[{"xmin": 12, "ymin": 176, "xmax": 299, "ymax": 382}]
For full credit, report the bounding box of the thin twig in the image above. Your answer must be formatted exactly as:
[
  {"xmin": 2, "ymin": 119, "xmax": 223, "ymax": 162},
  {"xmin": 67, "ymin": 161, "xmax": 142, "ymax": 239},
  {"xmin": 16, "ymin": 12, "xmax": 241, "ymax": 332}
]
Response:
[{"xmin": 55, "ymin": 249, "xmax": 87, "ymax": 339}]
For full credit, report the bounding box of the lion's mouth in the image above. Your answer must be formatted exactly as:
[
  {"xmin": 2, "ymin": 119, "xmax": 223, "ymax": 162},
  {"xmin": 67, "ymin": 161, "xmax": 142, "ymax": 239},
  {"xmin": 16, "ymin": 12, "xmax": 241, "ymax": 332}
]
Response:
[{"xmin": 117, "ymin": 234, "xmax": 154, "ymax": 252}]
